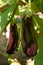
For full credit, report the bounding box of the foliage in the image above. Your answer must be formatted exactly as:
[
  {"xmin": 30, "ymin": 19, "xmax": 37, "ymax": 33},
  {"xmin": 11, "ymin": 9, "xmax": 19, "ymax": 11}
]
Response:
[
  {"xmin": 0, "ymin": 0, "xmax": 43, "ymax": 65},
  {"xmin": 0, "ymin": 0, "xmax": 43, "ymax": 34}
]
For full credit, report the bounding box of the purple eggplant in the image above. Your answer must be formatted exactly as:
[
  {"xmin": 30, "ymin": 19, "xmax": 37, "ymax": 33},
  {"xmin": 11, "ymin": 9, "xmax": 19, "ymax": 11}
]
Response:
[
  {"xmin": 21, "ymin": 16, "xmax": 38, "ymax": 57},
  {"xmin": 6, "ymin": 24, "xmax": 18, "ymax": 54}
]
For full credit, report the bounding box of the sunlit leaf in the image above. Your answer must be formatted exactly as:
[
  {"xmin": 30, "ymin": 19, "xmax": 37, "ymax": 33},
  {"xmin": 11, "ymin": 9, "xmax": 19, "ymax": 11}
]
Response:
[{"xmin": 0, "ymin": 0, "xmax": 20, "ymax": 34}]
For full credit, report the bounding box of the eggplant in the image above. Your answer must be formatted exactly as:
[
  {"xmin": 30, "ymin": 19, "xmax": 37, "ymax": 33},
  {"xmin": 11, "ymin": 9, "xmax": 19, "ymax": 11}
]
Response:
[
  {"xmin": 6, "ymin": 23, "xmax": 18, "ymax": 54},
  {"xmin": 21, "ymin": 16, "xmax": 38, "ymax": 57}
]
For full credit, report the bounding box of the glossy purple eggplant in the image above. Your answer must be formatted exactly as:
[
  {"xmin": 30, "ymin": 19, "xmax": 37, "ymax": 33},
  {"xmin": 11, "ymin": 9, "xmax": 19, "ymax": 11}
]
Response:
[
  {"xmin": 21, "ymin": 16, "xmax": 38, "ymax": 57},
  {"xmin": 6, "ymin": 24, "xmax": 18, "ymax": 54}
]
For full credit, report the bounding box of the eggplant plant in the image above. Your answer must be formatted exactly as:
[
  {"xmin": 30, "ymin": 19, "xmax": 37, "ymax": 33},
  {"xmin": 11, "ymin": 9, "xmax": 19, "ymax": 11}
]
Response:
[{"xmin": 0, "ymin": 0, "xmax": 43, "ymax": 64}]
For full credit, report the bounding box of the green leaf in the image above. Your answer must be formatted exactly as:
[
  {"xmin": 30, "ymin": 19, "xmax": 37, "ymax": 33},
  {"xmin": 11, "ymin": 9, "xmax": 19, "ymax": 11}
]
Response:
[
  {"xmin": 31, "ymin": 0, "xmax": 43, "ymax": 12},
  {"xmin": 34, "ymin": 35, "xmax": 43, "ymax": 65},
  {"xmin": 32, "ymin": 15, "xmax": 43, "ymax": 33},
  {"xmin": 0, "ymin": 0, "xmax": 20, "ymax": 34},
  {"xmin": 31, "ymin": 2, "xmax": 39, "ymax": 13}
]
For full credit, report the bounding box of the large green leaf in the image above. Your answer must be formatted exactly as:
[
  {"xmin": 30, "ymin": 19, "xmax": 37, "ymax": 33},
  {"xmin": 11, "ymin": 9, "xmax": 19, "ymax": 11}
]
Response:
[
  {"xmin": 34, "ymin": 35, "xmax": 43, "ymax": 65},
  {"xmin": 0, "ymin": 0, "xmax": 20, "ymax": 34}
]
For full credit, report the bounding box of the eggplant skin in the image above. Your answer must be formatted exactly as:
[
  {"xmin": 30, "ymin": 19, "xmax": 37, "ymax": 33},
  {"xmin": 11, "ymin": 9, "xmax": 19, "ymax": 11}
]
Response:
[
  {"xmin": 21, "ymin": 16, "xmax": 38, "ymax": 57},
  {"xmin": 25, "ymin": 43, "xmax": 37, "ymax": 57},
  {"xmin": 22, "ymin": 39, "xmax": 38, "ymax": 57},
  {"xmin": 6, "ymin": 24, "xmax": 18, "ymax": 54}
]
